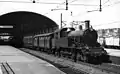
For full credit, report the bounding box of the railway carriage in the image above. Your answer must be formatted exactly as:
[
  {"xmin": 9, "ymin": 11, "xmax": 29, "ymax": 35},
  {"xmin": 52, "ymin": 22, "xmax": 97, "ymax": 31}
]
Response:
[
  {"xmin": 23, "ymin": 36, "xmax": 33, "ymax": 48},
  {"xmin": 33, "ymin": 33, "xmax": 54, "ymax": 52},
  {"xmin": 97, "ymin": 28, "xmax": 120, "ymax": 49}
]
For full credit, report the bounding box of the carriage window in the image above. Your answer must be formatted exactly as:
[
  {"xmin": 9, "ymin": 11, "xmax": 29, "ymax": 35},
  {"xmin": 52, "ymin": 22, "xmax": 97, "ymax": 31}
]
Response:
[
  {"xmin": 47, "ymin": 36, "xmax": 50, "ymax": 39},
  {"xmin": 41, "ymin": 37, "xmax": 42, "ymax": 39},
  {"xmin": 46, "ymin": 37, "xmax": 48, "ymax": 39},
  {"xmin": 39, "ymin": 37, "xmax": 41, "ymax": 40},
  {"xmin": 41, "ymin": 37, "xmax": 43, "ymax": 39},
  {"xmin": 55, "ymin": 33, "xmax": 58, "ymax": 39},
  {"xmin": 42, "ymin": 37, "xmax": 45, "ymax": 39},
  {"xmin": 45, "ymin": 37, "xmax": 47, "ymax": 39},
  {"xmin": 42, "ymin": 37, "xmax": 44, "ymax": 39},
  {"xmin": 60, "ymin": 31, "xmax": 67, "ymax": 37},
  {"xmin": 35, "ymin": 38, "xmax": 37, "ymax": 40}
]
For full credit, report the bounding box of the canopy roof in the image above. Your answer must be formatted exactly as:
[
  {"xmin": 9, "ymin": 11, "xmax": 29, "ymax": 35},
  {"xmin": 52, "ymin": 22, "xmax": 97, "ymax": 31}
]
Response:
[{"xmin": 0, "ymin": 11, "xmax": 58, "ymax": 35}]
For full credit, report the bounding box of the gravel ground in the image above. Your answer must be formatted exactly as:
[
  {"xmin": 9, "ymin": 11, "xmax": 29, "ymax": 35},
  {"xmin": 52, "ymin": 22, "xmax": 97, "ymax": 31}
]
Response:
[
  {"xmin": 20, "ymin": 48, "xmax": 85, "ymax": 74},
  {"xmin": 20, "ymin": 48, "xmax": 117, "ymax": 74}
]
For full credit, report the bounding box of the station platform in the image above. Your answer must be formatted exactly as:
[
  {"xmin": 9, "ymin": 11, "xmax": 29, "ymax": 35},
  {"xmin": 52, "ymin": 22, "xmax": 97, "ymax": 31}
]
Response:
[
  {"xmin": 104, "ymin": 48, "xmax": 120, "ymax": 57},
  {"xmin": 0, "ymin": 45, "xmax": 65, "ymax": 74}
]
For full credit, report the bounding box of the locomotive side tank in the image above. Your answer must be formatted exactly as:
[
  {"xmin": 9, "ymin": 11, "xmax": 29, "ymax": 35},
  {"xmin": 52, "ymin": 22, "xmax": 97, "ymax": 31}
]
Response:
[{"xmin": 68, "ymin": 25, "xmax": 84, "ymax": 47}]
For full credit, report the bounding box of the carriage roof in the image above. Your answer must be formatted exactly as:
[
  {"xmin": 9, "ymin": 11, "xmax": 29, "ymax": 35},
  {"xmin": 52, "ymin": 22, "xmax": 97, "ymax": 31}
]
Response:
[
  {"xmin": 34, "ymin": 27, "xmax": 75, "ymax": 38},
  {"xmin": 34, "ymin": 32, "xmax": 53, "ymax": 38},
  {"xmin": 54, "ymin": 27, "xmax": 75, "ymax": 33}
]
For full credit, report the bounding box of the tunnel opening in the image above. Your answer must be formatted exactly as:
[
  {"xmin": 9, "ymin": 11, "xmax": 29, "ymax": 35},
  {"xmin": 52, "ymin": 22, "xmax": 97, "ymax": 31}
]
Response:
[{"xmin": 0, "ymin": 11, "xmax": 58, "ymax": 47}]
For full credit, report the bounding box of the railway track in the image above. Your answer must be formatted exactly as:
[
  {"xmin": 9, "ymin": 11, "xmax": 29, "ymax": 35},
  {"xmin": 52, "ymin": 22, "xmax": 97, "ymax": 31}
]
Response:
[
  {"xmin": 62, "ymin": 56, "xmax": 120, "ymax": 74},
  {"xmin": 1, "ymin": 62, "xmax": 15, "ymax": 74},
  {"xmin": 21, "ymin": 48, "xmax": 120, "ymax": 74}
]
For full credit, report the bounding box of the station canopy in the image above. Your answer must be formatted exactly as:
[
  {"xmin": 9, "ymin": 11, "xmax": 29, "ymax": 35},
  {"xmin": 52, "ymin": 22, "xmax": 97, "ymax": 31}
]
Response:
[{"xmin": 0, "ymin": 11, "xmax": 58, "ymax": 35}]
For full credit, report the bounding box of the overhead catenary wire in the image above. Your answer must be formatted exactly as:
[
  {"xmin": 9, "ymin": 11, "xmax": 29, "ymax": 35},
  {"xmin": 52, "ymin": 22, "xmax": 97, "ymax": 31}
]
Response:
[
  {"xmin": 46, "ymin": 0, "xmax": 74, "ymax": 14},
  {"xmin": 94, "ymin": 21, "xmax": 120, "ymax": 27},
  {"xmin": 44, "ymin": 0, "xmax": 66, "ymax": 15},
  {"xmin": 43, "ymin": 0, "xmax": 120, "ymax": 17},
  {"xmin": 49, "ymin": 0, "xmax": 99, "ymax": 18},
  {"xmin": 0, "ymin": 0, "xmax": 119, "ymax": 10},
  {"xmin": 86, "ymin": 0, "xmax": 120, "ymax": 13},
  {"xmin": 0, "ymin": 0, "xmax": 66, "ymax": 4},
  {"xmin": 44, "ymin": 1, "xmax": 69, "ymax": 15},
  {"xmin": 69, "ymin": 0, "xmax": 78, "ymax": 4},
  {"xmin": 101, "ymin": 1, "xmax": 120, "ymax": 9},
  {"xmin": 68, "ymin": 0, "xmax": 98, "ymax": 6},
  {"xmin": 51, "ymin": 0, "xmax": 76, "ymax": 11},
  {"xmin": 0, "ymin": 0, "xmax": 31, "ymax": 3},
  {"xmin": 0, "ymin": 0, "xmax": 119, "ymax": 27},
  {"xmin": 51, "ymin": 0, "xmax": 100, "ymax": 11},
  {"xmin": 102, "ymin": 0, "xmax": 110, "ymax": 5},
  {"xmin": 44, "ymin": 0, "xmax": 120, "ymax": 29},
  {"xmin": 0, "ymin": 0, "xmax": 80, "ymax": 5},
  {"xmin": 69, "ymin": 4, "xmax": 98, "ymax": 6},
  {"xmin": 4, "ymin": 0, "xmax": 117, "ymax": 26}
]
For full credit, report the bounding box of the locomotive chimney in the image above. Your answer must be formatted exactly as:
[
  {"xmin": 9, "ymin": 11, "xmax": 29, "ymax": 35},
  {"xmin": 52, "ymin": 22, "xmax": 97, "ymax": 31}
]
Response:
[{"xmin": 85, "ymin": 20, "xmax": 90, "ymax": 29}]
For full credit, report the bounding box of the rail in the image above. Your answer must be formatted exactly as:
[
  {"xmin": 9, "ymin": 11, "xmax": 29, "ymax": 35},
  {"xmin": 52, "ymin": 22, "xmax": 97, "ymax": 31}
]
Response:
[{"xmin": 1, "ymin": 62, "xmax": 15, "ymax": 74}]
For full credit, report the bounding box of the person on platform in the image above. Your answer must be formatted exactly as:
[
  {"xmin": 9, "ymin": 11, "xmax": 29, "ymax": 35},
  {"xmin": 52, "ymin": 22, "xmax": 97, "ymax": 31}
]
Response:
[{"xmin": 79, "ymin": 25, "xmax": 83, "ymax": 31}]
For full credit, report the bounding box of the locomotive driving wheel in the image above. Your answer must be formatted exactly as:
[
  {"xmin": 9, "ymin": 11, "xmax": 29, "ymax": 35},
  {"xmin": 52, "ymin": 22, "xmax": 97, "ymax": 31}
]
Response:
[
  {"xmin": 76, "ymin": 53, "xmax": 81, "ymax": 61},
  {"xmin": 81, "ymin": 54, "xmax": 88, "ymax": 62},
  {"xmin": 77, "ymin": 50, "xmax": 89, "ymax": 62}
]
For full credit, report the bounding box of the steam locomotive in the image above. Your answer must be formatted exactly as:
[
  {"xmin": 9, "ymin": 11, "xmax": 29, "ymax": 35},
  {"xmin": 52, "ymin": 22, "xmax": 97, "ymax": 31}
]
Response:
[{"xmin": 23, "ymin": 20, "xmax": 109, "ymax": 63}]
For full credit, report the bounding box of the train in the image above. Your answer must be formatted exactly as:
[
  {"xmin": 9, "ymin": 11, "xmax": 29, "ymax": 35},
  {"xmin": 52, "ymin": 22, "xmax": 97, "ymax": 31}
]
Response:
[
  {"xmin": 23, "ymin": 20, "xmax": 110, "ymax": 63},
  {"xmin": 97, "ymin": 27, "xmax": 120, "ymax": 49},
  {"xmin": 0, "ymin": 33, "xmax": 22, "ymax": 47}
]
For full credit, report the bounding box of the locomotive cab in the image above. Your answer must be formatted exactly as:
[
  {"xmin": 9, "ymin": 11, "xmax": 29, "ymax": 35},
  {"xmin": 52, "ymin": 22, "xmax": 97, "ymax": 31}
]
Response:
[{"xmin": 52, "ymin": 27, "xmax": 75, "ymax": 48}]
